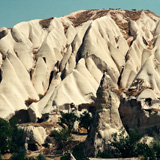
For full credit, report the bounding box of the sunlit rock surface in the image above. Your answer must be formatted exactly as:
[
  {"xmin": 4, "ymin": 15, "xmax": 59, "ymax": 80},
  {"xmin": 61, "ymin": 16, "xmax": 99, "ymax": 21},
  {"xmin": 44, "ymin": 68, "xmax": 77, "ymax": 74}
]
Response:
[{"xmin": 0, "ymin": 10, "xmax": 160, "ymax": 135}]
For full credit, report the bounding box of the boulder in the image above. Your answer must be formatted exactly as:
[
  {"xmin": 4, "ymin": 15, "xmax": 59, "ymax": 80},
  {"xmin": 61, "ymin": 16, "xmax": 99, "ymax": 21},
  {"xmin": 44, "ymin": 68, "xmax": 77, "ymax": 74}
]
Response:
[{"xmin": 19, "ymin": 125, "xmax": 47, "ymax": 151}]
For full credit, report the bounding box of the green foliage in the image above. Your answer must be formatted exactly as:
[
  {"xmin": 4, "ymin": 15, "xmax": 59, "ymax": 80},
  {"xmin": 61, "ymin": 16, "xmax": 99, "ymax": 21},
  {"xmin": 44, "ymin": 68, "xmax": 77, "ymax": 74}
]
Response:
[
  {"xmin": 50, "ymin": 128, "xmax": 72, "ymax": 150},
  {"xmin": 0, "ymin": 119, "xmax": 12, "ymax": 154},
  {"xmin": 10, "ymin": 148, "xmax": 26, "ymax": 160},
  {"xmin": 60, "ymin": 152, "xmax": 70, "ymax": 160},
  {"xmin": 79, "ymin": 111, "xmax": 93, "ymax": 132},
  {"xmin": 0, "ymin": 119, "xmax": 25, "ymax": 154},
  {"xmin": 150, "ymin": 137, "xmax": 160, "ymax": 158},
  {"xmin": 10, "ymin": 122, "xmax": 25, "ymax": 153},
  {"xmin": 26, "ymin": 158, "xmax": 36, "ymax": 160},
  {"xmin": 96, "ymin": 149, "xmax": 113, "ymax": 158},
  {"xmin": 135, "ymin": 143, "xmax": 153, "ymax": 158},
  {"xmin": 10, "ymin": 148, "xmax": 37, "ymax": 160},
  {"xmin": 72, "ymin": 143, "xmax": 89, "ymax": 160},
  {"xmin": 109, "ymin": 129, "xmax": 142, "ymax": 158},
  {"xmin": 38, "ymin": 94, "xmax": 44, "ymax": 100},
  {"xmin": 36, "ymin": 154, "xmax": 46, "ymax": 160},
  {"xmin": 96, "ymin": 129, "xmax": 160, "ymax": 159},
  {"xmin": 59, "ymin": 111, "xmax": 78, "ymax": 132}
]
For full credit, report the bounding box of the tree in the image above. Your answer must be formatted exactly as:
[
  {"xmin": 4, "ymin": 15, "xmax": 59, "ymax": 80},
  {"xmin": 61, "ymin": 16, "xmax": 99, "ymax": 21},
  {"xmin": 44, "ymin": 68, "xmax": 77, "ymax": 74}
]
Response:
[
  {"xmin": 0, "ymin": 119, "xmax": 12, "ymax": 154},
  {"xmin": 60, "ymin": 152, "xmax": 70, "ymax": 160},
  {"xmin": 0, "ymin": 119, "xmax": 25, "ymax": 154},
  {"xmin": 96, "ymin": 129, "xmax": 160, "ymax": 159},
  {"xmin": 150, "ymin": 137, "xmax": 160, "ymax": 158},
  {"xmin": 9, "ymin": 119, "xmax": 25, "ymax": 153},
  {"xmin": 79, "ymin": 111, "xmax": 93, "ymax": 133},
  {"xmin": 58, "ymin": 111, "xmax": 78, "ymax": 132},
  {"xmin": 36, "ymin": 154, "xmax": 46, "ymax": 160},
  {"xmin": 72, "ymin": 143, "xmax": 89, "ymax": 160},
  {"xmin": 10, "ymin": 148, "xmax": 26, "ymax": 160},
  {"xmin": 50, "ymin": 128, "xmax": 72, "ymax": 151},
  {"xmin": 109, "ymin": 129, "xmax": 142, "ymax": 158}
]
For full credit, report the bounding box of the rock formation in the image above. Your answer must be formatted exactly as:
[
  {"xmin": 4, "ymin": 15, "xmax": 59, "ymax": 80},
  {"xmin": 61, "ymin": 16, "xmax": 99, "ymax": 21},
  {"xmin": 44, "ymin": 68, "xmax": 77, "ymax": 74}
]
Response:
[
  {"xmin": 1, "ymin": 9, "xmax": 160, "ymax": 156},
  {"xmin": 19, "ymin": 125, "xmax": 47, "ymax": 151},
  {"xmin": 85, "ymin": 72, "xmax": 125, "ymax": 156}
]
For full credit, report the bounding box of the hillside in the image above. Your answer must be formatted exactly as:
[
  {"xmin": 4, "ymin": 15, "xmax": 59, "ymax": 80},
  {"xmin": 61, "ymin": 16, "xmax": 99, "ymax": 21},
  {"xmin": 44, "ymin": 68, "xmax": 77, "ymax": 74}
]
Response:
[{"xmin": 1, "ymin": 9, "xmax": 160, "ymax": 157}]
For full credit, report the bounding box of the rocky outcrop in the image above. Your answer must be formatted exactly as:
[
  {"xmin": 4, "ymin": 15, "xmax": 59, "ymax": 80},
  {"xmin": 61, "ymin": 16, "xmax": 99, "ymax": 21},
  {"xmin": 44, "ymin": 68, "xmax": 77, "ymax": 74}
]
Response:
[
  {"xmin": 119, "ymin": 80, "xmax": 160, "ymax": 136},
  {"xmin": 1, "ymin": 9, "xmax": 160, "ymax": 156},
  {"xmin": 19, "ymin": 125, "xmax": 47, "ymax": 151},
  {"xmin": 85, "ymin": 73, "xmax": 126, "ymax": 156},
  {"xmin": 1, "ymin": 9, "xmax": 160, "ymax": 121}
]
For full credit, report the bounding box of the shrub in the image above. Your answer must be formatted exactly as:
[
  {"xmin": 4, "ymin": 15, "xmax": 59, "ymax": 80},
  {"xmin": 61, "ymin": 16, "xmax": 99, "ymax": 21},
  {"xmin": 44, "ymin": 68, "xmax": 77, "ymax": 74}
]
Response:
[
  {"xmin": 9, "ymin": 120, "xmax": 25, "ymax": 153},
  {"xmin": 10, "ymin": 148, "xmax": 26, "ymax": 160},
  {"xmin": 96, "ymin": 148, "xmax": 113, "ymax": 158},
  {"xmin": 36, "ymin": 154, "xmax": 46, "ymax": 160},
  {"xmin": 72, "ymin": 143, "xmax": 89, "ymax": 160},
  {"xmin": 0, "ymin": 119, "xmax": 25, "ymax": 154},
  {"xmin": 109, "ymin": 129, "xmax": 142, "ymax": 158},
  {"xmin": 25, "ymin": 98, "xmax": 38, "ymax": 106},
  {"xmin": 150, "ymin": 137, "xmax": 160, "ymax": 158},
  {"xmin": 0, "ymin": 119, "xmax": 12, "ymax": 154},
  {"xmin": 79, "ymin": 111, "xmax": 93, "ymax": 133},
  {"xmin": 96, "ymin": 129, "xmax": 157, "ymax": 159},
  {"xmin": 58, "ymin": 111, "xmax": 78, "ymax": 132},
  {"xmin": 50, "ymin": 128, "xmax": 72, "ymax": 150},
  {"xmin": 60, "ymin": 152, "xmax": 70, "ymax": 160}
]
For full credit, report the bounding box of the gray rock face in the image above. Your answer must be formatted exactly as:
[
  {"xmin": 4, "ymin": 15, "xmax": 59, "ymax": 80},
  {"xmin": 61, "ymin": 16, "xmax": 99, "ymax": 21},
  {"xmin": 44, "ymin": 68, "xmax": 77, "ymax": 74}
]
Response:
[{"xmin": 85, "ymin": 73, "xmax": 125, "ymax": 156}]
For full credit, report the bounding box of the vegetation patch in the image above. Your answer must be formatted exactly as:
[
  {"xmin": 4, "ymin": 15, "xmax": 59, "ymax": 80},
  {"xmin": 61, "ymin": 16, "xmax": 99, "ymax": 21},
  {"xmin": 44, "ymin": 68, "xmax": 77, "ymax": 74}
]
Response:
[
  {"xmin": 39, "ymin": 17, "xmax": 54, "ymax": 28},
  {"xmin": 25, "ymin": 98, "xmax": 38, "ymax": 106},
  {"xmin": 96, "ymin": 129, "xmax": 160, "ymax": 159}
]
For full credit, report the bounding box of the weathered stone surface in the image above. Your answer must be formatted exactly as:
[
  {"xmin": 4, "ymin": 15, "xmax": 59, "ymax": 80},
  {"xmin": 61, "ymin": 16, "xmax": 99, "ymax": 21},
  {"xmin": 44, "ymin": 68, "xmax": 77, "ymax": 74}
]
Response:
[
  {"xmin": 119, "ymin": 79, "xmax": 160, "ymax": 136},
  {"xmin": 1, "ymin": 11, "xmax": 160, "ymax": 157},
  {"xmin": 19, "ymin": 125, "xmax": 47, "ymax": 150},
  {"xmin": 85, "ymin": 73, "xmax": 126, "ymax": 156}
]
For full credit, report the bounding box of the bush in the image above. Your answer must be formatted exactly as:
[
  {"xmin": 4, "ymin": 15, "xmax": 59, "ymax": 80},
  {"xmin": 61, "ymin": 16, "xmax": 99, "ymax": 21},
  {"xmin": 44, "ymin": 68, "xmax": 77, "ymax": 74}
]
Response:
[
  {"xmin": 79, "ymin": 111, "xmax": 93, "ymax": 133},
  {"xmin": 10, "ymin": 148, "xmax": 26, "ymax": 160},
  {"xmin": 96, "ymin": 149, "xmax": 113, "ymax": 158},
  {"xmin": 72, "ymin": 143, "xmax": 89, "ymax": 160},
  {"xmin": 109, "ymin": 129, "xmax": 142, "ymax": 158},
  {"xmin": 36, "ymin": 154, "xmax": 46, "ymax": 160},
  {"xmin": 60, "ymin": 152, "xmax": 70, "ymax": 160},
  {"xmin": 58, "ymin": 111, "xmax": 78, "ymax": 132},
  {"xmin": 50, "ymin": 128, "xmax": 72, "ymax": 150},
  {"xmin": 150, "ymin": 137, "xmax": 160, "ymax": 158},
  {"xmin": 0, "ymin": 119, "xmax": 25, "ymax": 154},
  {"xmin": 96, "ymin": 129, "xmax": 159, "ymax": 159},
  {"xmin": 10, "ymin": 120, "xmax": 25, "ymax": 153},
  {"xmin": 0, "ymin": 119, "xmax": 12, "ymax": 154}
]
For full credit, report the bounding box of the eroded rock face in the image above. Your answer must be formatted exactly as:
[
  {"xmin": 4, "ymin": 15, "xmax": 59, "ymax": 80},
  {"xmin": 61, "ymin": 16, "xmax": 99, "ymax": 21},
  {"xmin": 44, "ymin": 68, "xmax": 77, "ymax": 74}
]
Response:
[
  {"xmin": 0, "ymin": 9, "xmax": 160, "ymax": 120},
  {"xmin": 85, "ymin": 73, "xmax": 125, "ymax": 157},
  {"xmin": 119, "ymin": 81, "xmax": 160, "ymax": 136},
  {"xmin": 19, "ymin": 125, "xmax": 47, "ymax": 151},
  {"xmin": 1, "ymin": 9, "xmax": 160, "ymax": 157}
]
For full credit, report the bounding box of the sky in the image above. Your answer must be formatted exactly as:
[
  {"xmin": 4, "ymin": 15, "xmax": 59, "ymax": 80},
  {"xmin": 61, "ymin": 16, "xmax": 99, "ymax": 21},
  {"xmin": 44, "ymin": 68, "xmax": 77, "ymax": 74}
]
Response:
[{"xmin": 0, "ymin": 0, "xmax": 160, "ymax": 28}]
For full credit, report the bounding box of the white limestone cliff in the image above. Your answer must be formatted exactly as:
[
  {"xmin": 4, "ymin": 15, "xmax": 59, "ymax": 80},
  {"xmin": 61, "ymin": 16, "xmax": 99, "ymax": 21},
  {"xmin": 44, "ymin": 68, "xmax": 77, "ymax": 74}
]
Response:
[{"xmin": 0, "ymin": 9, "xmax": 160, "ymax": 127}]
